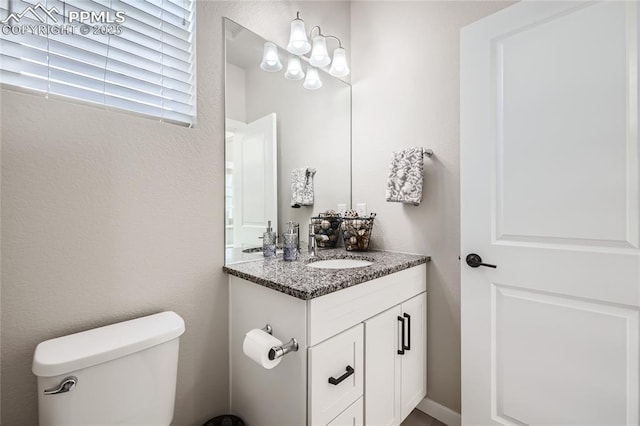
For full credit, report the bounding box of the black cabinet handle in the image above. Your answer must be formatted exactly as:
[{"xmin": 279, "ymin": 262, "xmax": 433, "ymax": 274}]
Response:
[
  {"xmin": 397, "ymin": 315, "xmax": 405, "ymax": 355},
  {"xmin": 465, "ymin": 253, "xmax": 497, "ymax": 269},
  {"xmin": 403, "ymin": 313, "xmax": 411, "ymax": 351},
  {"xmin": 328, "ymin": 365, "xmax": 354, "ymax": 385}
]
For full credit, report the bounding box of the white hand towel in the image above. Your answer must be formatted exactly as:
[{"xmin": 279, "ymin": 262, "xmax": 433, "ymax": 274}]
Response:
[
  {"xmin": 385, "ymin": 147, "xmax": 424, "ymax": 206},
  {"xmin": 291, "ymin": 167, "xmax": 316, "ymax": 207}
]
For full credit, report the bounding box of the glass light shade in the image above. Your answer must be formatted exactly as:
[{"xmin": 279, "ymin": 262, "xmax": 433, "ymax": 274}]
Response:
[
  {"xmin": 287, "ymin": 19, "xmax": 311, "ymax": 55},
  {"xmin": 260, "ymin": 42, "xmax": 282, "ymax": 72},
  {"xmin": 284, "ymin": 56, "xmax": 305, "ymax": 80},
  {"xmin": 309, "ymin": 35, "xmax": 331, "ymax": 68},
  {"xmin": 329, "ymin": 47, "xmax": 350, "ymax": 77},
  {"xmin": 303, "ymin": 67, "xmax": 322, "ymax": 90}
]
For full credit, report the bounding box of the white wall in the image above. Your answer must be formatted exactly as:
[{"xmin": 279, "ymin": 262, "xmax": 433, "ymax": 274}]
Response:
[
  {"xmin": 350, "ymin": 1, "xmax": 513, "ymax": 413},
  {"xmin": 0, "ymin": 2, "xmax": 350, "ymax": 425}
]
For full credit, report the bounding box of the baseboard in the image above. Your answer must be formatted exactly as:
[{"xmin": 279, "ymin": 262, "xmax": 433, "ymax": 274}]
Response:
[{"xmin": 416, "ymin": 398, "xmax": 461, "ymax": 426}]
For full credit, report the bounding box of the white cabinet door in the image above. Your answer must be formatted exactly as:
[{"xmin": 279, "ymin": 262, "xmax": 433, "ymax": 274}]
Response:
[
  {"xmin": 364, "ymin": 293, "xmax": 427, "ymax": 425},
  {"xmin": 364, "ymin": 306, "xmax": 402, "ymax": 426},
  {"xmin": 399, "ymin": 293, "xmax": 427, "ymax": 421},
  {"xmin": 461, "ymin": 2, "xmax": 640, "ymax": 424}
]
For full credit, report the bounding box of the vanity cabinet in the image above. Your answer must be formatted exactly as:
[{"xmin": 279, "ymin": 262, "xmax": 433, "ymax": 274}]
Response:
[
  {"xmin": 228, "ymin": 263, "xmax": 427, "ymax": 426},
  {"xmin": 364, "ymin": 293, "xmax": 427, "ymax": 425}
]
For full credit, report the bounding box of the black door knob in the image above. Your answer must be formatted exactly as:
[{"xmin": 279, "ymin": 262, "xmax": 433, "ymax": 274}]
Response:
[{"xmin": 466, "ymin": 253, "xmax": 497, "ymax": 269}]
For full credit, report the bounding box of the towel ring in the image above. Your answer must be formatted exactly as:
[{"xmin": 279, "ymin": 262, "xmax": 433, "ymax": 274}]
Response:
[{"xmin": 423, "ymin": 148, "xmax": 434, "ymax": 158}]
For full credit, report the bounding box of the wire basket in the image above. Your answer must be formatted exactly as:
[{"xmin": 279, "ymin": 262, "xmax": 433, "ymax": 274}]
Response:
[
  {"xmin": 340, "ymin": 214, "xmax": 376, "ymax": 251},
  {"xmin": 311, "ymin": 214, "xmax": 343, "ymax": 248}
]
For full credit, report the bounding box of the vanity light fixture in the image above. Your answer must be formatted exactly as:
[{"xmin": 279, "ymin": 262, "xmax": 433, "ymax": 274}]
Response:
[
  {"xmin": 260, "ymin": 42, "xmax": 283, "ymax": 72},
  {"xmin": 290, "ymin": 12, "xmax": 349, "ymax": 79},
  {"xmin": 261, "ymin": 11, "xmax": 349, "ymax": 89}
]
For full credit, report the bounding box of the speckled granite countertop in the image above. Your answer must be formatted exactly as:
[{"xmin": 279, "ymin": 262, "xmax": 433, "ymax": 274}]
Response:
[{"xmin": 223, "ymin": 248, "xmax": 429, "ymax": 300}]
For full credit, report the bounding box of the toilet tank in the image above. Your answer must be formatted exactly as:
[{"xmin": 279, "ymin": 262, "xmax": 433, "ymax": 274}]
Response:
[{"xmin": 32, "ymin": 311, "xmax": 185, "ymax": 426}]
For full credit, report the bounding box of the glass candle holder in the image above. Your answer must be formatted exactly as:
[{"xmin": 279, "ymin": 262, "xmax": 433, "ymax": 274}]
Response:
[{"xmin": 283, "ymin": 233, "xmax": 298, "ymax": 261}]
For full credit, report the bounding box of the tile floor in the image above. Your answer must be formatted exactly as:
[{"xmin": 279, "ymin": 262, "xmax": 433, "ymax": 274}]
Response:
[{"xmin": 400, "ymin": 409, "xmax": 447, "ymax": 426}]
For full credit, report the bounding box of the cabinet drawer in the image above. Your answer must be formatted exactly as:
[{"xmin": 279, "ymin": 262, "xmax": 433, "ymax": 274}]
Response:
[
  {"xmin": 309, "ymin": 324, "xmax": 364, "ymax": 426},
  {"xmin": 327, "ymin": 397, "xmax": 363, "ymax": 426}
]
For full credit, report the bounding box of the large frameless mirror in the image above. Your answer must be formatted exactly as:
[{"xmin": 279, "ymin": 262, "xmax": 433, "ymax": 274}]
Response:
[{"xmin": 224, "ymin": 18, "xmax": 351, "ymax": 263}]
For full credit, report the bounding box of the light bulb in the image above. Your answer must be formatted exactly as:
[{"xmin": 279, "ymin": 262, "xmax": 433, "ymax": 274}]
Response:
[
  {"xmin": 329, "ymin": 47, "xmax": 349, "ymax": 77},
  {"xmin": 303, "ymin": 67, "xmax": 322, "ymax": 90},
  {"xmin": 309, "ymin": 35, "xmax": 330, "ymax": 68},
  {"xmin": 260, "ymin": 42, "xmax": 282, "ymax": 72},
  {"xmin": 284, "ymin": 56, "xmax": 305, "ymax": 80},
  {"xmin": 287, "ymin": 18, "xmax": 311, "ymax": 55}
]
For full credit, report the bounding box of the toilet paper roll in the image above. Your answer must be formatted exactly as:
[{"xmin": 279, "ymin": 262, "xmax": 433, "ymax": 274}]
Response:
[{"xmin": 242, "ymin": 329, "xmax": 283, "ymax": 369}]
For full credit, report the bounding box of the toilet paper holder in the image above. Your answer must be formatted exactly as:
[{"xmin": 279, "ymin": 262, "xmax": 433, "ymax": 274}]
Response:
[{"xmin": 261, "ymin": 324, "xmax": 299, "ymax": 361}]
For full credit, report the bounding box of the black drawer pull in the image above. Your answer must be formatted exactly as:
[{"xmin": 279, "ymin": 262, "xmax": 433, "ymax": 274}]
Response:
[
  {"xmin": 403, "ymin": 313, "xmax": 411, "ymax": 351},
  {"xmin": 398, "ymin": 315, "xmax": 405, "ymax": 355},
  {"xmin": 328, "ymin": 365, "xmax": 354, "ymax": 385}
]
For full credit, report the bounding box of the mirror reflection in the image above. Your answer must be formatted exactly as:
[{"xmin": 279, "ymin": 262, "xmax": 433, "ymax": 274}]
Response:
[{"xmin": 224, "ymin": 18, "xmax": 351, "ymax": 263}]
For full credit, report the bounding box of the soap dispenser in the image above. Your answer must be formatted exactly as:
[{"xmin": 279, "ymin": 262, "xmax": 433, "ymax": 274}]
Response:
[
  {"xmin": 262, "ymin": 221, "xmax": 276, "ymax": 258},
  {"xmin": 283, "ymin": 222, "xmax": 298, "ymax": 261}
]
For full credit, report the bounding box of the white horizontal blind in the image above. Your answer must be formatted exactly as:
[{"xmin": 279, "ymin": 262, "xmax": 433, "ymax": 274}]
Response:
[{"xmin": 0, "ymin": 0, "xmax": 196, "ymax": 125}]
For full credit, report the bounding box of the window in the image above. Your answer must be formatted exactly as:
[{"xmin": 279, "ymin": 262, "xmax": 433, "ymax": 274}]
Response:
[{"xmin": 0, "ymin": 0, "xmax": 196, "ymax": 126}]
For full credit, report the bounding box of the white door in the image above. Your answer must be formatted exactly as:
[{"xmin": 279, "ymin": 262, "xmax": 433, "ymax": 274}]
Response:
[
  {"xmin": 461, "ymin": 2, "xmax": 639, "ymax": 425},
  {"xmin": 230, "ymin": 113, "xmax": 277, "ymax": 247}
]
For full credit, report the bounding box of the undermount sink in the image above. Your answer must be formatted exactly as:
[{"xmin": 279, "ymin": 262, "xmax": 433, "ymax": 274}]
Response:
[{"xmin": 306, "ymin": 257, "xmax": 374, "ymax": 269}]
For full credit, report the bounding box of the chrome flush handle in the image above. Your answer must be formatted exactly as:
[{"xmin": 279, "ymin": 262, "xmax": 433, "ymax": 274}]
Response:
[{"xmin": 44, "ymin": 376, "xmax": 78, "ymax": 395}]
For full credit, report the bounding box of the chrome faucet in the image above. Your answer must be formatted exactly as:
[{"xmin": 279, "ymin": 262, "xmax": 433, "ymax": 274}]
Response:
[{"xmin": 308, "ymin": 224, "xmax": 317, "ymax": 257}]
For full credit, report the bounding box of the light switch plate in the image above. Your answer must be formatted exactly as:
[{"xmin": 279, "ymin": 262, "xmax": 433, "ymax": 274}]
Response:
[{"xmin": 356, "ymin": 203, "xmax": 367, "ymax": 217}]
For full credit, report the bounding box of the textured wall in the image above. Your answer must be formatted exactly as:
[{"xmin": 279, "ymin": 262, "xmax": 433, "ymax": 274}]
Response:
[
  {"xmin": 0, "ymin": 2, "xmax": 349, "ymax": 425},
  {"xmin": 350, "ymin": 1, "xmax": 513, "ymax": 413}
]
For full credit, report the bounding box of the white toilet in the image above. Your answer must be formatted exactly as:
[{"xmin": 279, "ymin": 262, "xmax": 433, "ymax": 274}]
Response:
[{"xmin": 32, "ymin": 311, "xmax": 185, "ymax": 426}]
